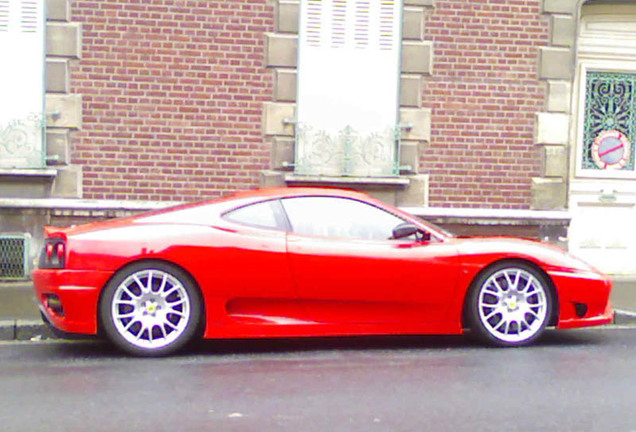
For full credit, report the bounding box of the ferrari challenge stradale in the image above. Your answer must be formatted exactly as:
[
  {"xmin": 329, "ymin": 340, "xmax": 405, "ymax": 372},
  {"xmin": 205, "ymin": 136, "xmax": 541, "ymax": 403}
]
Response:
[{"xmin": 32, "ymin": 188, "xmax": 613, "ymax": 356}]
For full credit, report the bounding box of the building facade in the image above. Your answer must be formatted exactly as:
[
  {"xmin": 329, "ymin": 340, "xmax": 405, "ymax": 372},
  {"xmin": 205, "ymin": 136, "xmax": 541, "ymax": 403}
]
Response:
[{"xmin": 0, "ymin": 0, "xmax": 634, "ymax": 276}]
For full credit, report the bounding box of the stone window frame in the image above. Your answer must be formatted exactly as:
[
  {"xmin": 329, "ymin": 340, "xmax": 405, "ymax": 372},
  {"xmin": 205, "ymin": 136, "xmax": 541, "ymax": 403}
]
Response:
[{"xmin": 262, "ymin": 0, "xmax": 435, "ymax": 207}]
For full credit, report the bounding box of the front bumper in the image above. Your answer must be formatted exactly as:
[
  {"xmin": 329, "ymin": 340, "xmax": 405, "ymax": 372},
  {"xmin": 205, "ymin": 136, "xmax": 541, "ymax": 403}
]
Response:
[
  {"xmin": 32, "ymin": 268, "xmax": 114, "ymax": 335},
  {"xmin": 548, "ymin": 270, "xmax": 614, "ymax": 329}
]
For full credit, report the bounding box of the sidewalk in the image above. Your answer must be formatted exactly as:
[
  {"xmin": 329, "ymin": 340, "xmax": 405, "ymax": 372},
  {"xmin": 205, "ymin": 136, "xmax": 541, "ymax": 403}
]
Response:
[
  {"xmin": 1, "ymin": 278, "xmax": 635, "ymax": 341},
  {"xmin": 608, "ymin": 277, "xmax": 636, "ymax": 324}
]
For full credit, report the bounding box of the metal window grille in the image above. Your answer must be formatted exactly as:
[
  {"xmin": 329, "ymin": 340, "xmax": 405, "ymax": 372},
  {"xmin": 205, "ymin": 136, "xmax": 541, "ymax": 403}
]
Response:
[
  {"xmin": 0, "ymin": 234, "xmax": 30, "ymax": 279},
  {"xmin": 583, "ymin": 71, "xmax": 636, "ymax": 171}
]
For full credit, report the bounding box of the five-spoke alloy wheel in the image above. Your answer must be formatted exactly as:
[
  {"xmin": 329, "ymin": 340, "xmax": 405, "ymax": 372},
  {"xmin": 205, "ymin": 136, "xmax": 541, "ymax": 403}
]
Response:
[
  {"xmin": 466, "ymin": 262, "xmax": 553, "ymax": 347},
  {"xmin": 100, "ymin": 262, "xmax": 202, "ymax": 356}
]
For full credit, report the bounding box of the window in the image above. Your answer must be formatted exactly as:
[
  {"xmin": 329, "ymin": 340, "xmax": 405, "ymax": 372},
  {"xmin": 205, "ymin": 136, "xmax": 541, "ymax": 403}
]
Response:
[
  {"xmin": 581, "ymin": 71, "xmax": 636, "ymax": 172},
  {"xmin": 0, "ymin": 0, "xmax": 45, "ymax": 168},
  {"xmin": 295, "ymin": 0, "xmax": 403, "ymax": 177},
  {"xmin": 281, "ymin": 196, "xmax": 406, "ymax": 240},
  {"xmin": 224, "ymin": 200, "xmax": 285, "ymax": 230}
]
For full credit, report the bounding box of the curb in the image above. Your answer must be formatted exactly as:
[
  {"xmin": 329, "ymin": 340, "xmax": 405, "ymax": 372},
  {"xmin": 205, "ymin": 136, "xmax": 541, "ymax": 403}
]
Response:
[
  {"xmin": 614, "ymin": 309, "xmax": 636, "ymax": 326},
  {"xmin": 0, "ymin": 319, "xmax": 57, "ymax": 341}
]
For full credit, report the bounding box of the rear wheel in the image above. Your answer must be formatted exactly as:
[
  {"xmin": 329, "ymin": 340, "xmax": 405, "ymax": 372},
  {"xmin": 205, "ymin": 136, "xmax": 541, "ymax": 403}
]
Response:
[
  {"xmin": 100, "ymin": 262, "xmax": 202, "ymax": 356},
  {"xmin": 466, "ymin": 262, "xmax": 552, "ymax": 347}
]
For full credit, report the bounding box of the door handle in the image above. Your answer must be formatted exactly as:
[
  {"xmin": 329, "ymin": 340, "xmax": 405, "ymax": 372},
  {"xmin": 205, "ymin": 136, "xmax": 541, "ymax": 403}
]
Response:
[{"xmin": 599, "ymin": 189, "xmax": 618, "ymax": 203}]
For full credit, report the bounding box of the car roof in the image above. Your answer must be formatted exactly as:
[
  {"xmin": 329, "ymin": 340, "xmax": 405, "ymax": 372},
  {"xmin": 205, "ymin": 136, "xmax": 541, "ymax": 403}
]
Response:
[{"xmin": 225, "ymin": 187, "xmax": 370, "ymax": 201}]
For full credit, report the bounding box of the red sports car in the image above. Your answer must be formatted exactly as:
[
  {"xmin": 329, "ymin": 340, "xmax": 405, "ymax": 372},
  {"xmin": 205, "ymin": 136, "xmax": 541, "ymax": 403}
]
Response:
[{"xmin": 32, "ymin": 187, "xmax": 613, "ymax": 356}]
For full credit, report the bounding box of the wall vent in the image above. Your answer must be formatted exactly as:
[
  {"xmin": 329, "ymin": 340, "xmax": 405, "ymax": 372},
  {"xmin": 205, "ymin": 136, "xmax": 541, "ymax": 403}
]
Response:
[{"xmin": 0, "ymin": 234, "xmax": 30, "ymax": 279}]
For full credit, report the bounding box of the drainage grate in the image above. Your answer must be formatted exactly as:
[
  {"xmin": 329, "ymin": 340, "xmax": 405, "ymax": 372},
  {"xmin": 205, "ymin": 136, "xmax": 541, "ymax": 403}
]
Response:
[{"xmin": 0, "ymin": 234, "xmax": 30, "ymax": 279}]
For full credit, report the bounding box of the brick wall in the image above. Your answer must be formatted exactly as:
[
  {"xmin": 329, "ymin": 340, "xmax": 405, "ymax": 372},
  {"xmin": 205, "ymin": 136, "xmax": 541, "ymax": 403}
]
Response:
[
  {"xmin": 71, "ymin": 0, "xmax": 275, "ymax": 201},
  {"xmin": 70, "ymin": 0, "xmax": 549, "ymax": 208},
  {"xmin": 421, "ymin": 0, "xmax": 549, "ymax": 209}
]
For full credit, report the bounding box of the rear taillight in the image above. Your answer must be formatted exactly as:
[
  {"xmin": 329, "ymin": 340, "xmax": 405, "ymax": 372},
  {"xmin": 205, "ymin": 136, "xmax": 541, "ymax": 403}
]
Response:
[{"xmin": 39, "ymin": 238, "xmax": 66, "ymax": 269}]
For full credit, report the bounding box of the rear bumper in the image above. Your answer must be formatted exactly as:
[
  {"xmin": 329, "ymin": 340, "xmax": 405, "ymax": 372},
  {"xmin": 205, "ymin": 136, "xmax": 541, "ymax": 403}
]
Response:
[
  {"xmin": 32, "ymin": 269, "xmax": 114, "ymax": 335},
  {"xmin": 548, "ymin": 270, "xmax": 614, "ymax": 329}
]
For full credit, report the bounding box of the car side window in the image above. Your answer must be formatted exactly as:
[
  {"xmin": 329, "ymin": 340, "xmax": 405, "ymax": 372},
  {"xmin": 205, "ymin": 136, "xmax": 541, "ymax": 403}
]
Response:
[
  {"xmin": 224, "ymin": 200, "xmax": 284, "ymax": 230},
  {"xmin": 281, "ymin": 196, "xmax": 407, "ymax": 241}
]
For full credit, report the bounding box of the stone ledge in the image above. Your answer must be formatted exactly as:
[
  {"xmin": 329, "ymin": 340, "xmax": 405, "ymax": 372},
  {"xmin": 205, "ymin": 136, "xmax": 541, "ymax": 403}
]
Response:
[
  {"xmin": 285, "ymin": 174, "xmax": 411, "ymax": 187},
  {"xmin": 401, "ymin": 206, "xmax": 572, "ymax": 226},
  {"xmin": 0, "ymin": 169, "xmax": 57, "ymax": 178},
  {"xmin": 0, "ymin": 198, "xmax": 180, "ymax": 211}
]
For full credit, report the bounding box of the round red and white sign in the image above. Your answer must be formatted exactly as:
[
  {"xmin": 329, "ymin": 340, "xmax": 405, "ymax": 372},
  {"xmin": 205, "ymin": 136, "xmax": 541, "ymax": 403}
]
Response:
[{"xmin": 591, "ymin": 130, "xmax": 631, "ymax": 170}]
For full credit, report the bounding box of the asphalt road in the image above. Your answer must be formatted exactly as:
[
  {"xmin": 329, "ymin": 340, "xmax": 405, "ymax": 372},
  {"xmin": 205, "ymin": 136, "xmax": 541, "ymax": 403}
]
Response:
[{"xmin": 1, "ymin": 328, "xmax": 635, "ymax": 432}]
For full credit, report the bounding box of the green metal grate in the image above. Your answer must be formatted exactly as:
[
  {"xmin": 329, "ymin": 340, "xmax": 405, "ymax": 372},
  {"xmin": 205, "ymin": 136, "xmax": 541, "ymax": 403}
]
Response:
[
  {"xmin": 0, "ymin": 235, "xmax": 30, "ymax": 279},
  {"xmin": 583, "ymin": 71, "xmax": 636, "ymax": 170}
]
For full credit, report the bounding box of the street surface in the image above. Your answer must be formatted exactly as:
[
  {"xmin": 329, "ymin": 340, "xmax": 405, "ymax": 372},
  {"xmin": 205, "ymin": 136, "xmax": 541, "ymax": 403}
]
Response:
[{"xmin": 0, "ymin": 328, "xmax": 635, "ymax": 432}]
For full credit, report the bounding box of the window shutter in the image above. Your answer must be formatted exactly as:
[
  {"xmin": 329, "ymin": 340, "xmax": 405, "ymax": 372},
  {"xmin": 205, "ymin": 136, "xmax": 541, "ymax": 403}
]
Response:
[
  {"xmin": 0, "ymin": 0, "xmax": 45, "ymax": 168},
  {"xmin": 295, "ymin": 0, "xmax": 402, "ymax": 177}
]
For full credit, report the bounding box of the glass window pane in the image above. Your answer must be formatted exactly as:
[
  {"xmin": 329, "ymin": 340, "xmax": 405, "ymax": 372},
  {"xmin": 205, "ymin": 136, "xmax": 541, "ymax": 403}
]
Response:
[
  {"xmin": 281, "ymin": 196, "xmax": 405, "ymax": 240},
  {"xmin": 224, "ymin": 201, "xmax": 280, "ymax": 230}
]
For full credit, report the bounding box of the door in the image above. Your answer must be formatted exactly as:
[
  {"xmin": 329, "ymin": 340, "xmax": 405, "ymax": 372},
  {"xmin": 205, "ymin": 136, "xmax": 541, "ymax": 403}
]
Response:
[
  {"xmin": 569, "ymin": 5, "xmax": 636, "ymax": 275},
  {"xmin": 281, "ymin": 196, "xmax": 460, "ymax": 324}
]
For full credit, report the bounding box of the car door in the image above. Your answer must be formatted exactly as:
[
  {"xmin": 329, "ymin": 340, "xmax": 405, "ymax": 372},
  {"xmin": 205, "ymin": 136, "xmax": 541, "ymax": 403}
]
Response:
[
  {"xmin": 281, "ymin": 196, "xmax": 460, "ymax": 325},
  {"xmin": 214, "ymin": 199, "xmax": 302, "ymax": 325}
]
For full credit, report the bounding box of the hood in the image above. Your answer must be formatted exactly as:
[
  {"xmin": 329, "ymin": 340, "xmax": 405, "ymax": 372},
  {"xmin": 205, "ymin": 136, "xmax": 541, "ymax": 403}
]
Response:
[{"xmin": 449, "ymin": 236, "xmax": 599, "ymax": 274}]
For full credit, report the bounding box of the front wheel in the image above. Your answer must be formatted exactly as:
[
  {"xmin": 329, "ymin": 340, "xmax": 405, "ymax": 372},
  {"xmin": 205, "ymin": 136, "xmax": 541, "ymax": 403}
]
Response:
[
  {"xmin": 100, "ymin": 262, "xmax": 202, "ymax": 356},
  {"xmin": 465, "ymin": 262, "xmax": 553, "ymax": 347}
]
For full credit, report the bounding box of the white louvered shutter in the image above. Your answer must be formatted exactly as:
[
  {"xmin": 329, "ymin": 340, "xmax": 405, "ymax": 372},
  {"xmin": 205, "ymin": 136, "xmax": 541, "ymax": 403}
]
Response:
[
  {"xmin": 0, "ymin": 0, "xmax": 45, "ymax": 168},
  {"xmin": 295, "ymin": 0, "xmax": 402, "ymax": 176}
]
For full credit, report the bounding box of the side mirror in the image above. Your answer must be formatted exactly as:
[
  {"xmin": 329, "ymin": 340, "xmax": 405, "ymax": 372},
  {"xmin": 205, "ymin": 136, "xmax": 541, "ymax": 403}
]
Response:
[{"xmin": 392, "ymin": 222, "xmax": 430, "ymax": 240}]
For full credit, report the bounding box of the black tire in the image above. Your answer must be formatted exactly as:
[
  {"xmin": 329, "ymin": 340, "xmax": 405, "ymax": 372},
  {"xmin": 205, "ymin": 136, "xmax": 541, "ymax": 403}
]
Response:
[
  {"xmin": 100, "ymin": 261, "xmax": 202, "ymax": 356},
  {"xmin": 465, "ymin": 262, "xmax": 553, "ymax": 347}
]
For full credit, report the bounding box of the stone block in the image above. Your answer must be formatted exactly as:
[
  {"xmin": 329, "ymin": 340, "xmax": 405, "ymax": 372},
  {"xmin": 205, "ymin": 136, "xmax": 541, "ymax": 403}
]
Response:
[
  {"xmin": 52, "ymin": 165, "xmax": 82, "ymax": 198},
  {"xmin": 46, "ymin": 58, "xmax": 69, "ymax": 93},
  {"xmin": 45, "ymin": 94, "xmax": 82, "ymax": 129},
  {"xmin": 402, "ymin": 41, "xmax": 433, "ymax": 75},
  {"xmin": 0, "ymin": 172, "xmax": 55, "ymax": 198},
  {"xmin": 276, "ymin": 0, "xmax": 299, "ymax": 34},
  {"xmin": 274, "ymin": 69, "xmax": 297, "ymax": 102},
  {"xmin": 401, "ymin": 74, "xmax": 422, "ymax": 107},
  {"xmin": 550, "ymin": 15, "xmax": 575, "ymax": 47},
  {"xmin": 547, "ymin": 80, "xmax": 572, "ymax": 113},
  {"xmin": 270, "ymin": 137, "xmax": 295, "ymax": 170},
  {"xmin": 531, "ymin": 177, "xmax": 567, "ymax": 210},
  {"xmin": 397, "ymin": 174, "xmax": 429, "ymax": 207},
  {"xmin": 542, "ymin": 0, "xmax": 577, "ymax": 15},
  {"xmin": 539, "ymin": 144, "xmax": 568, "ymax": 178},
  {"xmin": 399, "ymin": 140, "xmax": 419, "ymax": 174},
  {"xmin": 46, "ymin": 0, "xmax": 70, "ymax": 22},
  {"xmin": 46, "ymin": 22, "xmax": 82, "ymax": 58},
  {"xmin": 263, "ymin": 102, "xmax": 295, "ymax": 136},
  {"xmin": 403, "ymin": 7, "xmax": 424, "ymax": 41},
  {"xmin": 46, "ymin": 129, "xmax": 71, "ymax": 165},
  {"xmin": 539, "ymin": 47, "xmax": 574, "ymax": 80},
  {"xmin": 266, "ymin": 34, "xmax": 297, "ymax": 68},
  {"xmin": 535, "ymin": 112, "xmax": 570, "ymax": 145},
  {"xmin": 260, "ymin": 170, "xmax": 286, "ymax": 188},
  {"xmin": 367, "ymin": 190, "xmax": 398, "ymax": 206},
  {"xmin": 405, "ymin": 0, "xmax": 434, "ymax": 7},
  {"xmin": 400, "ymin": 107, "xmax": 431, "ymax": 142}
]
